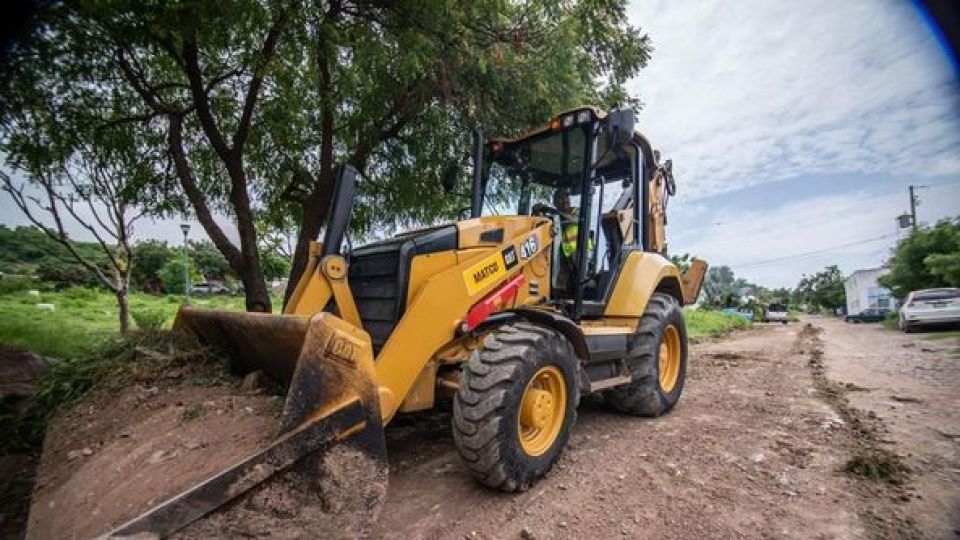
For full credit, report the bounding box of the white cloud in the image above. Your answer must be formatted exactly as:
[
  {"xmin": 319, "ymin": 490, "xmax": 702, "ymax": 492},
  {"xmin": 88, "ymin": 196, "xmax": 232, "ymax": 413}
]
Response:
[
  {"xmin": 627, "ymin": 0, "xmax": 960, "ymax": 199},
  {"xmin": 669, "ymin": 182, "xmax": 960, "ymax": 287}
]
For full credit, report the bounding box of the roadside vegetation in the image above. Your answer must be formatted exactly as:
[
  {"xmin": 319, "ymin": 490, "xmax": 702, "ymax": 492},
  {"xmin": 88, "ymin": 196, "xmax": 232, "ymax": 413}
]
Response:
[
  {"xmin": 683, "ymin": 308, "xmax": 751, "ymax": 339},
  {"xmin": 880, "ymin": 219, "xmax": 960, "ymax": 298},
  {"xmin": 0, "ymin": 285, "xmax": 261, "ymax": 359}
]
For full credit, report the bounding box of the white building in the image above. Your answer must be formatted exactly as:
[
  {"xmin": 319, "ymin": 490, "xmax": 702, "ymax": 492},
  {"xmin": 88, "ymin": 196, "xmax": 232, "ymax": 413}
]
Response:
[{"xmin": 844, "ymin": 267, "xmax": 898, "ymax": 315}]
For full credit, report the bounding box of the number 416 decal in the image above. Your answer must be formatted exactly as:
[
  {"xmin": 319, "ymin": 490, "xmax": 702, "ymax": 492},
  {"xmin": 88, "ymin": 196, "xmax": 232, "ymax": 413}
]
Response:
[{"xmin": 520, "ymin": 234, "xmax": 540, "ymax": 260}]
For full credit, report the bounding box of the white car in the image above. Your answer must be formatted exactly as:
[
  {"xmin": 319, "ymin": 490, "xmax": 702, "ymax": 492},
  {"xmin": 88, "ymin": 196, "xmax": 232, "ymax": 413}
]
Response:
[
  {"xmin": 191, "ymin": 282, "xmax": 231, "ymax": 295},
  {"xmin": 899, "ymin": 288, "xmax": 960, "ymax": 333},
  {"xmin": 764, "ymin": 303, "xmax": 789, "ymax": 324}
]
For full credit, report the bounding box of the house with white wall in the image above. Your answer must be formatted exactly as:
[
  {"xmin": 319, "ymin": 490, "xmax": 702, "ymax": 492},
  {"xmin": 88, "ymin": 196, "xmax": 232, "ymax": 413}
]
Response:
[{"xmin": 844, "ymin": 267, "xmax": 898, "ymax": 315}]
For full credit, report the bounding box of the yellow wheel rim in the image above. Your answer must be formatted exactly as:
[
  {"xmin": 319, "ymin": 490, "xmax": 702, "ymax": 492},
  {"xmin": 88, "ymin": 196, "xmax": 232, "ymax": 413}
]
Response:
[
  {"xmin": 517, "ymin": 365, "xmax": 567, "ymax": 457},
  {"xmin": 658, "ymin": 325, "xmax": 682, "ymax": 393}
]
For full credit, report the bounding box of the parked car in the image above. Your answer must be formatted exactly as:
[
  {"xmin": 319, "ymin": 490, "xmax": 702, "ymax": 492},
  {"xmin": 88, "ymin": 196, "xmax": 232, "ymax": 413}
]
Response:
[
  {"xmin": 899, "ymin": 288, "xmax": 960, "ymax": 333},
  {"xmin": 844, "ymin": 308, "xmax": 889, "ymax": 323},
  {"xmin": 191, "ymin": 282, "xmax": 231, "ymax": 295},
  {"xmin": 763, "ymin": 303, "xmax": 789, "ymax": 324}
]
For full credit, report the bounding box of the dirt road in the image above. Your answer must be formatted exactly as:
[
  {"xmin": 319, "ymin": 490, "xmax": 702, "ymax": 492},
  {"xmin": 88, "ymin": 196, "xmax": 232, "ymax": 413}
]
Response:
[
  {"xmin": 373, "ymin": 320, "xmax": 959, "ymax": 539},
  {"xmin": 17, "ymin": 319, "xmax": 959, "ymax": 539},
  {"xmin": 818, "ymin": 317, "xmax": 960, "ymax": 537}
]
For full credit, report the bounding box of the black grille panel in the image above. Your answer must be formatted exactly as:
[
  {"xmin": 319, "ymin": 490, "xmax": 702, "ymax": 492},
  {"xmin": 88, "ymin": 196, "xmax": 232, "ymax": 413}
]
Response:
[{"xmin": 347, "ymin": 225, "xmax": 457, "ymax": 353}]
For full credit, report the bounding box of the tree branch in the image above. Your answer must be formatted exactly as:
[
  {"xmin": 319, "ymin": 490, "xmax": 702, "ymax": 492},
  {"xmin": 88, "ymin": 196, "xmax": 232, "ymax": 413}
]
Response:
[
  {"xmin": 0, "ymin": 172, "xmax": 118, "ymax": 292},
  {"xmin": 234, "ymin": 1, "xmax": 294, "ymax": 152},
  {"xmin": 166, "ymin": 113, "xmax": 243, "ymax": 269}
]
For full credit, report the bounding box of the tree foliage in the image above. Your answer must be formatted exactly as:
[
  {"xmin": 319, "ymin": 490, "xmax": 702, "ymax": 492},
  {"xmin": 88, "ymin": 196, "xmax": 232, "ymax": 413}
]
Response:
[
  {"xmin": 131, "ymin": 239, "xmax": 175, "ymax": 289},
  {"xmin": 2, "ymin": 0, "xmax": 651, "ymax": 311},
  {"xmin": 880, "ymin": 218, "xmax": 960, "ymax": 297},
  {"xmin": 795, "ymin": 265, "xmax": 846, "ymax": 311},
  {"xmin": 702, "ymin": 265, "xmax": 735, "ymax": 306},
  {"xmin": 668, "ymin": 252, "xmax": 692, "ymax": 273},
  {"xmin": 0, "ymin": 70, "xmax": 155, "ymax": 332},
  {"xmin": 188, "ymin": 240, "xmax": 232, "ymax": 281},
  {"xmin": 0, "ymin": 225, "xmax": 106, "ymax": 276}
]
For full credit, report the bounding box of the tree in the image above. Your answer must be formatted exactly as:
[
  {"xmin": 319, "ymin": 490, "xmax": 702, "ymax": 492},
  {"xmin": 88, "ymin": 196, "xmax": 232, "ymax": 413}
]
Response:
[
  {"xmin": 8, "ymin": 1, "xmax": 650, "ymax": 313},
  {"xmin": 158, "ymin": 258, "xmax": 202, "ymax": 295},
  {"xmin": 702, "ymin": 265, "xmax": 735, "ymax": 306},
  {"xmin": 796, "ymin": 265, "xmax": 846, "ymax": 311},
  {"xmin": 189, "ymin": 240, "xmax": 232, "ymax": 282},
  {"xmin": 770, "ymin": 287, "xmax": 792, "ymax": 305},
  {"xmin": 131, "ymin": 240, "xmax": 175, "ymax": 289},
  {"xmin": 924, "ymin": 252, "xmax": 960, "ymax": 286},
  {"xmin": 0, "ymin": 225, "xmax": 108, "ymax": 278},
  {"xmin": 668, "ymin": 252, "xmax": 692, "ymax": 273},
  {"xmin": 0, "ymin": 80, "xmax": 153, "ymax": 333},
  {"xmin": 880, "ymin": 218, "xmax": 960, "ymax": 297},
  {"xmin": 261, "ymin": 251, "xmax": 291, "ymax": 281}
]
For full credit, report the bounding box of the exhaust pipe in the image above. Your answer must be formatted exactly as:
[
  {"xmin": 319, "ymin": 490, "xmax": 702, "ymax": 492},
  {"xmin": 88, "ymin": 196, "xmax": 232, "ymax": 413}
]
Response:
[{"xmin": 321, "ymin": 165, "xmax": 359, "ymax": 257}]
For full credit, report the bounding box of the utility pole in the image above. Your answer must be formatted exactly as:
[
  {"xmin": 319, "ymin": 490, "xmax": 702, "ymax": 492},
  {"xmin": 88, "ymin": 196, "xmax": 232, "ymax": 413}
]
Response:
[
  {"xmin": 908, "ymin": 185, "xmax": 918, "ymax": 231},
  {"xmin": 180, "ymin": 223, "xmax": 191, "ymax": 303}
]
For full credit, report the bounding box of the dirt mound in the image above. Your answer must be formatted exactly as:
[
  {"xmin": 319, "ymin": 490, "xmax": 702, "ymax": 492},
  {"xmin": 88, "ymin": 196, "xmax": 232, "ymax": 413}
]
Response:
[
  {"xmin": 27, "ymin": 380, "xmax": 280, "ymax": 539},
  {"xmin": 178, "ymin": 445, "xmax": 387, "ymax": 539},
  {"xmin": 25, "ymin": 332, "xmax": 387, "ymax": 539}
]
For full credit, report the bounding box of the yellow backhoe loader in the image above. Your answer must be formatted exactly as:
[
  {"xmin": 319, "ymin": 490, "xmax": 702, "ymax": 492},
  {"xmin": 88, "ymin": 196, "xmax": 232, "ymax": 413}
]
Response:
[{"xmin": 107, "ymin": 107, "xmax": 706, "ymax": 538}]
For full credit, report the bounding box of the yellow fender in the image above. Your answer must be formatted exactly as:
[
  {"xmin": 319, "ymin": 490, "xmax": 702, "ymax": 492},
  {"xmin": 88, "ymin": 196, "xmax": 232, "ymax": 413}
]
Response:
[{"xmin": 604, "ymin": 251, "xmax": 683, "ymax": 317}]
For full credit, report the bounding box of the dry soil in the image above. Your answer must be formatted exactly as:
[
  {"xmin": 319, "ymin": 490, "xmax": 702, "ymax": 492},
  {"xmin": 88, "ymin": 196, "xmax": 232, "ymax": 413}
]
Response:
[{"xmin": 19, "ymin": 318, "xmax": 960, "ymax": 539}]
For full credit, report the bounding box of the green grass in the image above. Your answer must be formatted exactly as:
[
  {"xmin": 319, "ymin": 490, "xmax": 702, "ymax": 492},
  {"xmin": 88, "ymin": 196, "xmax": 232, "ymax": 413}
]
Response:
[
  {"xmin": 683, "ymin": 308, "xmax": 750, "ymax": 339},
  {"xmin": 0, "ymin": 287, "xmax": 272, "ymax": 359},
  {"xmin": 882, "ymin": 311, "xmax": 900, "ymax": 331}
]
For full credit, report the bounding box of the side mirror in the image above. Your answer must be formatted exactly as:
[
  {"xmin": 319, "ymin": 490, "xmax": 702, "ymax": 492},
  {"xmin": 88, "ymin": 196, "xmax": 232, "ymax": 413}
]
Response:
[
  {"xmin": 606, "ymin": 108, "xmax": 636, "ymax": 150},
  {"xmin": 441, "ymin": 162, "xmax": 459, "ymax": 194}
]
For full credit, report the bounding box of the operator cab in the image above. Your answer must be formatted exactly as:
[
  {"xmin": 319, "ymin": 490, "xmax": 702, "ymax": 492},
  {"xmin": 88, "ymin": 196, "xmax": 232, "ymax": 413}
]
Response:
[{"xmin": 478, "ymin": 107, "xmax": 659, "ymax": 320}]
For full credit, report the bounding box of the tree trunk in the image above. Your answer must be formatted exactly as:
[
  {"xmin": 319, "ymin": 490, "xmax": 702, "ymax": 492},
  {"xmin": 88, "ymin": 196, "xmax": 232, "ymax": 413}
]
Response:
[
  {"xmin": 117, "ymin": 288, "xmax": 129, "ymax": 334},
  {"xmin": 283, "ymin": 185, "xmax": 329, "ymax": 308},
  {"xmin": 241, "ymin": 264, "xmax": 272, "ymax": 313},
  {"xmin": 225, "ymin": 155, "xmax": 272, "ymax": 313}
]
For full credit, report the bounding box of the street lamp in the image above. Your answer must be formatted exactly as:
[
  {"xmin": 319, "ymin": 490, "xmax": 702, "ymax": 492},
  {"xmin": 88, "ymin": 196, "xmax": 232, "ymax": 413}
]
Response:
[{"xmin": 180, "ymin": 223, "xmax": 191, "ymax": 303}]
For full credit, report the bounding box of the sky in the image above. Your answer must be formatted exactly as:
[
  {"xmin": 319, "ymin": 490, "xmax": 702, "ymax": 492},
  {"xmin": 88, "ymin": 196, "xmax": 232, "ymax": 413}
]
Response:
[
  {"xmin": 2, "ymin": 1, "xmax": 959, "ymax": 288},
  {"xmin": 626, "ymin": 0, "xmax": 960, "ymax": 287}
]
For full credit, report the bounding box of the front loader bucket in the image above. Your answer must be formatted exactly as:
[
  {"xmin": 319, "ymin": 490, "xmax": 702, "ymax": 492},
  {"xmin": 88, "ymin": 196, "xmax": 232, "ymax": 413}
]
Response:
[{"xmin": 105, "ymin": 309, "xmax": 387, "ymax": 539}]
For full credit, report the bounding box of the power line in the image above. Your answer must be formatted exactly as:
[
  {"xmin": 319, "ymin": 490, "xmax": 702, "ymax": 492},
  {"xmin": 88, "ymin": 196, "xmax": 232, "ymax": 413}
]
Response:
[
  {"xmin": 705, "ymin": 190, "xmax": 902, "ymax": 230},
  {"xmin": 733, "ymin": 233, "xmax": 897, "ymax": 269},
  {"xmin": 915, "ymin": 179, "xmax": 960, "ymax": 189}
]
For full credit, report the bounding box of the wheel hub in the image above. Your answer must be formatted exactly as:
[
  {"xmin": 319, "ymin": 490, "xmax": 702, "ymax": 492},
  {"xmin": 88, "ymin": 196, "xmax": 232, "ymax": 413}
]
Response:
[
  {"xmin": 658, "ymin": 324, "xmax": 681, "ymax": 393},
  {"xmin": 520, "ymin": 388, "xmax": 554, "ymax": 429},
  {"xmin": 517, "ymin": 365, "xmax": 567, "ymax": 457}
]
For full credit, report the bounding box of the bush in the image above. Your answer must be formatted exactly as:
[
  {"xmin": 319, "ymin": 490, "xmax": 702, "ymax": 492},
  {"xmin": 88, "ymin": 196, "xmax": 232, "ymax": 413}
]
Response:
[
  {"xmin": 0, "ymin": 275, "xmax": 35, "ymax": 294},
  {"xmin": 36, "ymin": 258, "xmax": 99, "ymax": 287},
  {"xmin": 132, "ymin": 309, "xmax": 168, "ymax": 331},
  {"xmin": 61, "ymin": 285, "xmax": 101, "ymax": 301},
  {"xmin": 882, "ymin": 311, "xmax": 899, "ymax": 330},
  {"xmin": 158, "ymin": 259, "xmax": 201, "ymax": 295},
  {"xmin": 684, "ymin": 307, "xmax": 750, "ymax": 338}
]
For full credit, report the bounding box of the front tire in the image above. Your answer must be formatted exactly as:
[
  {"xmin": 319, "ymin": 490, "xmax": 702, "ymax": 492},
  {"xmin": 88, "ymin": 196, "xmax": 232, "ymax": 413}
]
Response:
[
  {"xmin": 606, "ymin": 293, "xmax": 688, "ymax": 416},
  {"xmin": 453, "ymin": 321, "xmax": 579, "ymax": 492}
]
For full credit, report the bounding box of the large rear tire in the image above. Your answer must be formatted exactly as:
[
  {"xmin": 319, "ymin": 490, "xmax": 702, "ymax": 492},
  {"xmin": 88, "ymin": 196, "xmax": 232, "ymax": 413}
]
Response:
[
  {"xmin": 606, "ymin": 292, "xmax": 688, "ymax": 416},
  {"xmin": 453, "ymin": 321, "xmax": 579, "ymax": 492}
]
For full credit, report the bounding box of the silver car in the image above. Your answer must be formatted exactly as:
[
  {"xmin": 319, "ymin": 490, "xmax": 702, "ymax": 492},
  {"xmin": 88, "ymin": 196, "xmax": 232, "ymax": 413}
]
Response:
[
  {"xmin": 899, "ymin": 288, "xmax": 960, "ymax": 332},
  {"xmin": 764, "ymin": 303, "xmax": 789, "ymax": 324}
]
